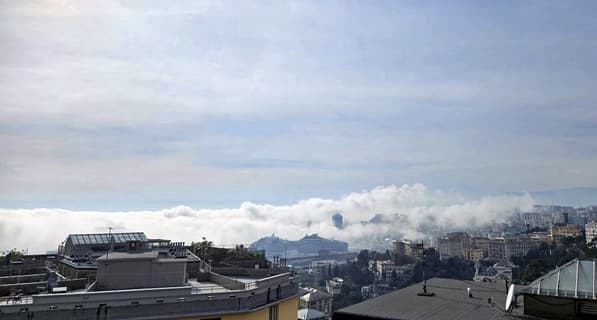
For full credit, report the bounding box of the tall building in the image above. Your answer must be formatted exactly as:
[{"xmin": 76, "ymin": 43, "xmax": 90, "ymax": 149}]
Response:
[
  {"xmin": 375, "ymin": 260, "xmax": 398, "ymax": 279},
  {"xmin": 550, "ymin": 224, "xmax": 581, "ymax": 242},
  {"xmin": 488, "ymin": 238, "xmax": 507, "ymax": 261},
  {"xmin": 392, "ymin": 240, "xmax": 424, "ymax": 260},
  {"xmin": 469, "ymin": 237, "xmax": 490, "ymax": 261},
  {"xmin": 437, "ymin": 232, "xmax": 470, "ymax": 260},
  {"xmin": 488, "ymin": 236, "xmax": 542, "ymax": 261},
  {"xmin": 310, "ymin": 260, "xmax": 337, "ymax": 285},
  {"xmin": 586, "ymin": 220, "xmax": 597, "ymax": 243},
  {"xmin": 325, "ymin": 277, "xmax": 344, "ymax": 296},
  {"xmin": 332, "ymin": 213, "xmax": 344, "ymax": 230},
  {"xmin": 299, "ymin": 287, "xmax": 333, "ymax": 318}
]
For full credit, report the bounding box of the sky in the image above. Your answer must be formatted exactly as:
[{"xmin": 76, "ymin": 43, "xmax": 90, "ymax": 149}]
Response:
[{"xmin": 1, "ymin": 0, "xmax": 597, "ymax": 212}]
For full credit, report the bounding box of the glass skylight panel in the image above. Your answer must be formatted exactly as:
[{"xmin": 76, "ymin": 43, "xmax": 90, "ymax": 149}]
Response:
[
  {"xmin": 558, "ymin": 264, "xmax": 576, "ymax": 293},
  {"xmin": 578, "ymin": 261, "xmax": 593, "ymax": 295}
]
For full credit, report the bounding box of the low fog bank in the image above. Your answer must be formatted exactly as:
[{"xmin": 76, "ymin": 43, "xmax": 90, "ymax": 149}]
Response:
[{"xmin": 0, "ymin": 184, "xmax": 533, "ymax": 253}]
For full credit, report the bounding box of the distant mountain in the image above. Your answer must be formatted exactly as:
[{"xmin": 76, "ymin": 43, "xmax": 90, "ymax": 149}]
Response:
[{"xmin": 528, "ymin": 187, "xmax": 597, "ymax": 207}]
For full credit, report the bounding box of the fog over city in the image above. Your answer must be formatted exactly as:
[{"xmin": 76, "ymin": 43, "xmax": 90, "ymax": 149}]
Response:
[{"xmin": 0, "ymin": 184, "xmax": 533, "ymax": 253}]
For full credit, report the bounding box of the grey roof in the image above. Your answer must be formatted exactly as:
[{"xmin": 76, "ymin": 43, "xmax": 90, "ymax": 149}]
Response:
[
  {"xmin": 301, "ymin": 288, "xmax": 332, "ymax": 302},
  {"xmin": 68, "ymin": 232, "xmax": 148, "ymax": 245},
  {"xmin": 96, "ymin": 251, "xmax": 159, "ymax": 261},
  {"xmin": 334, "ymin": 278, "xmax": 541, "ymax": 320},
  {"xmin": 298, "ymin": 308, "xmax": 327, "ymax": 320},
  {"xmin": 522, "ymin": 259, "xmax": 596, "ymax": 300}
]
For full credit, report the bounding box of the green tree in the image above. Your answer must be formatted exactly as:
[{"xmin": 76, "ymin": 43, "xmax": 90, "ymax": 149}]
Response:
[{"xmin": 356, "ymin": 250, "xmax": 370, "ymax": 268}]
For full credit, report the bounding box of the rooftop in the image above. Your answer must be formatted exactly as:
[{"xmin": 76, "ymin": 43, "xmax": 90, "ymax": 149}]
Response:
[
  {"xmin": 334, "ymin": 278, "xmax": 539, "ymax": 320},
  {"xmin": 298, "ymin": 308, "xmax": 328, "ymax": 320},
  {"xmin": 300, "ymin": 287, "xmax": 332, "ymax": 302},
  {"xmin": 522, "ymin": 258, "xmax": 596, "ymax": 300},
  {"xmin": 96, "ymin": 251, "xmax": 159, "ymax": 261}
]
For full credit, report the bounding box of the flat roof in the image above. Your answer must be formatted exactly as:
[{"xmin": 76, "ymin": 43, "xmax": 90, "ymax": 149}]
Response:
[
  {"xmin": 334, "ymin": 278, "xmax": 537, "ymax": 320},
  {"xmin": 187, "ymin": 280, "xmax": 233, "ymax": 294},
  {"xmin": 96, "ymin": 251, "xmax": 159, "ymax": 261}
]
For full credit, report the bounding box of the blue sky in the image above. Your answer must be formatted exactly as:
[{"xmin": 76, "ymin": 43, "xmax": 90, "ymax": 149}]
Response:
[{"xmin": 1, "ymin": 0, "xmax": 597, "ymax": 210}]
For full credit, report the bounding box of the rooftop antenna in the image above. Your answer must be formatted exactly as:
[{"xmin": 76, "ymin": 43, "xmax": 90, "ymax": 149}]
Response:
[
  {"xmin": 417, "ymin": 247, "xmax": 434, "ymax": 296},
  {"xmin": 106, "ymin": 227, "xmax": 113, "ymax": 259}
]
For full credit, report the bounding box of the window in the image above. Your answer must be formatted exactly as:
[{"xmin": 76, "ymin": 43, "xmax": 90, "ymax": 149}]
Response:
[{"xmin": 269, "ymin": 305, "xmax": 278, "ymax": 320}]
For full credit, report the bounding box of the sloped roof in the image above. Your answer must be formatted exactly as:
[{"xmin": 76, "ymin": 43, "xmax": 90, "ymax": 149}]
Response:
[
  {"xmin": 522, "ymin": 259, "xmax": 596, "ymax": 300},
  {"xmin": 301, "ymin": 288, "xmax": 332, "ymax": 302},
  {"xmin": 298, "ymin": 308, "xmax": 327, "ymax": 319},
  {"xmin": 334, "ymin": 278, "xmax": 532, "ymax": 320}
]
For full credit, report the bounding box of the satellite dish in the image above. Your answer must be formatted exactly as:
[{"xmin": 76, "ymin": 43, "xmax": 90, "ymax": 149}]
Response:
[{"xmin": 505, "ymin": 284, "xmax": 515, "ymax": 312}]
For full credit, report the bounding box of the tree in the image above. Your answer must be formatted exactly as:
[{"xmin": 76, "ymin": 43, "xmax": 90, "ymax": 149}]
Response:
[
  {"xmin": 521, "ymin": 260, "xmax": 550, "ymax": 283},
  {"xmin": 356, "ymin": 250, "xmax": 370, "ymax": 268},
  {"xmin": 389, "ymin": 270, "xmax": 400, "ymax": 287},
  {"xmin": 0, "ymin": 249, "xmax": 24, "ymax": 266}
]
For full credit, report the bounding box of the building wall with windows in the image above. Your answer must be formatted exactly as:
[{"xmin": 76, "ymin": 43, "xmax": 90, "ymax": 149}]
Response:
[
  {"xmin": 586, "ymin": 220, "xmax": 597, "ymax": 243},
  {"xmin": 550, "ymin": 224, "xmax": 581, "ymax": 241},
  {"xmin": 505, "ymin": 237, "xmax": 541, "ymax": 258},
  {"xmin": 438, "ymin": 232, "xmax": 470, "ymax": 260},
  {"xmin": 299, "ymin": 287, "xmax": 333, "ymax": 315},
  {"xmin": 488, "ymin": 238, "xmax": 506, "ymax": 261}
]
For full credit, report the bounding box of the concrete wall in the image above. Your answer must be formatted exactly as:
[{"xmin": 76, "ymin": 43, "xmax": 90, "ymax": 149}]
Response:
[
  {"xmin": 96, "ymin": 258, "xmax": 186, "ymax": 290},
  {"xmin": 212, "ymin": 267, "xmax": 274, "ymax": 278},
  {"xmin": 208, "ymin": 272, "xmax": 245, "ymax": 290},
  {"xmin": 0, "ymin": 273, "xmax": 45, "ymax": 285},
  {"xmin": 0, "ymin": 281, "xmax": 46, "ymax": 296},
  {"xmin": 57, "ymin": 261, "xmax": 97, "ymax": 281},
  {"xmin": 523, "ymin": 294, "xmax": 579, "ymax": 319},
  {"xmin": 255, "ymin": 273, "xmax": 289, "ymax": 289},
  {"xmin": 0, "ymin": 282, "xmax": 299, "ymax": 320},
  {"xmin": 187, "ymin": 261, "xmax": 200, "ymax": 278},
  {"xmin": 0, "ymin": 277, "xmax": 87, "ymax": 297}
]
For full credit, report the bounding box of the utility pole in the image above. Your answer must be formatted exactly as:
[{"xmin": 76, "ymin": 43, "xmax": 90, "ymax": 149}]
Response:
[
  {"xmin": 106, "ymin": 227, "xmax": 113, "ymax": 259},
  {"xmin": 417, "ymin": 247, "xmax": 435, "ymax": 296}
]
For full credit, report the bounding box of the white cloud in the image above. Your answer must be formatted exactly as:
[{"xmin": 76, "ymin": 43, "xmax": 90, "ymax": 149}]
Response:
[{"xmin": 0, "ymin": 184, "xmax": 533, "ymax": 253}]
